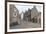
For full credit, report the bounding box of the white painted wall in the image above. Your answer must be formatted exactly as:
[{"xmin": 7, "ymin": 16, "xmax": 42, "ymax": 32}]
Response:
[{"xmin": 21, "ymin": 13, "xmax": 23, "ymax": 19}]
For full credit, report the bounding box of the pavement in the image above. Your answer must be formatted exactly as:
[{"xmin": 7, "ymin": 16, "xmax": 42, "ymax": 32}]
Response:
[{"xmin": 10, "ymin": 20, "xmax": 41, "ymax": 29}]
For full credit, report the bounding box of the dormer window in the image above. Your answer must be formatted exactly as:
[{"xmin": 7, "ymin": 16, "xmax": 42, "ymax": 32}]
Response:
[{"xmin": 14, "ymin": 7, "xmax": 17, "ymax": 12}]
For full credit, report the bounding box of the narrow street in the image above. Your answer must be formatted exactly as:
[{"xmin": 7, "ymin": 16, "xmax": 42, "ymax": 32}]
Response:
[{"xmin": 10, "ymin": 20, "xmax": 41, "ymax": 29}]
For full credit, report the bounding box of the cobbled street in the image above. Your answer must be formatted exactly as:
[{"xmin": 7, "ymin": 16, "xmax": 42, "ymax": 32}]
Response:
[{"xmin": 10, "ymin": 20, "xmax": 41, "ymax": 29}]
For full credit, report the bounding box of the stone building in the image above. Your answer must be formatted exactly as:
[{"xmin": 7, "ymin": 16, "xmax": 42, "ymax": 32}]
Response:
[
  {"xmin": 23, "ymin": 6, "xmax": 41, "ymax": 23},
  {"xmin": 38, "ymin": 12, "xmax": 41, "ymax": 23},
  {"xmin": 23, "ymin": 11, "xmax": 28, "ymax": 21},
  {"xmin": 23, "ymin": 8, "xmax": 31, "ymax": 21},
  {"xmin": 23, "ymin": 6, "xmax": 38, "ymax": 22},
  {"xmin": 27, "ymin": 8, "xmax": 31, "ymax": 21},
  {"xmin": 31, "ymin": 6, "xmax": 41, "ymax": 23},
  {"xmin": 35, "ymin": 12, "xmax": 41, "ymax": 23},
  {"xmin": 32, "ymin": 12, "xmax": 41, "ymax": 23},
  {"xmin": 10, "ymin": 4, "xmax": 20, "ymax": 25},
  {"xmin": 31, "ymin": 6, "xmax": 38, "ymax": 19}
]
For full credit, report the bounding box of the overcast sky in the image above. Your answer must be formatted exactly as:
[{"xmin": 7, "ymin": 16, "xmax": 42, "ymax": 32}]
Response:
[{"xmin": 15, "ymin": 5, "xmax": 43, "ymax": 14}]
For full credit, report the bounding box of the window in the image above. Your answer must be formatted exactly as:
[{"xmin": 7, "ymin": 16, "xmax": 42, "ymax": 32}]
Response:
[{"xmin": 13, "ymin": 12, "xmax": 17, "ymax": 17}]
